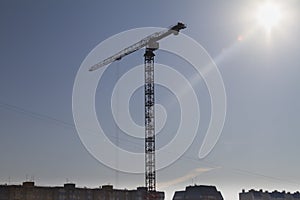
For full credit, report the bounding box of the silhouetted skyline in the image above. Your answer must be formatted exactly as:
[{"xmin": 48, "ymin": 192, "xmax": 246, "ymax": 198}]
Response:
[{"xmin": 1, "ymin": 1, "xmax": 300, "ymax": 200}]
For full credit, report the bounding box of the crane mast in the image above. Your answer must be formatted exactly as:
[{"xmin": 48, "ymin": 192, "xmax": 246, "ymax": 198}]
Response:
[
  {"xmin": 89, "ymin": 22, "xmax": 186, "ymax": 194},
  {"xmin": 144, "ymin": 47, "xmax": 156, "ymax": 192}
]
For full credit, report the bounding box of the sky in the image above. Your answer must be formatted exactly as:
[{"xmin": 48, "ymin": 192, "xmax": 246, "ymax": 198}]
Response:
[{"xmin": 1, "ymin": 1, "xmax": 300, "ymax": 200}]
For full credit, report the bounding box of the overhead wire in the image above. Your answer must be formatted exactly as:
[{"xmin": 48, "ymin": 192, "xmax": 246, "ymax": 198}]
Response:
[{"xmin": 0, "ymin": 100, "xmax": 299, "ymax": 187}]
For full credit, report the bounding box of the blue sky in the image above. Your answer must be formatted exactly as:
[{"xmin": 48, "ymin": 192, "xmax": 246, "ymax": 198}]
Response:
[{"xmin": 1, "ymin": 1, "xmax": 300, "ymax": 200}]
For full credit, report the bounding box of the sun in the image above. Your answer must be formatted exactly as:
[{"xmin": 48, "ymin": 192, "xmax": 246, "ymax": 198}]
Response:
[{"xmin": 257, "ymin": 2, "xmax": 282, "ymax": 32}]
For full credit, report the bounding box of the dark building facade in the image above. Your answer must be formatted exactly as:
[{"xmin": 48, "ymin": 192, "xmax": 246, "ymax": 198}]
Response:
[
  {"xmin": 172, "ymin": 185, "xmax": 223, "ymax": 200},
  {"xmin": 240, "ymin": 189, "xmax": 300, "ymax": 200},
  {"xmin": 0, "ymin": 182, "xmax": 164, "ymax": 200}
]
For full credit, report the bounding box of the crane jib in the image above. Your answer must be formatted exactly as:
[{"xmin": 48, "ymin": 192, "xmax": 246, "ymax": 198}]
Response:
[{"xmin": 89, "ymin": 22, "xmax": 186, "ymax": 71}]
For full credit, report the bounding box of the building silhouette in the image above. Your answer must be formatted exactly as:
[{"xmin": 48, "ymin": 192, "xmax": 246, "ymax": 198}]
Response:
[
  {"xmin": 0, "ymin": 182, "xmax": 164, "ymax": 200},
  {"xmin": 240, "ymin": 189, "xmax": 300, "ymax": 200},
  {"xmin": 172, "ymin": 185, "xmax": 224, "ymax": 200}
]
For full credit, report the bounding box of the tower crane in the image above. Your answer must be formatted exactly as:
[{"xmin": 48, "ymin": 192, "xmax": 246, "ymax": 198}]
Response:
[{"xmin": 89, "ymin": 22, "xmax": 186, "ymax": 193}]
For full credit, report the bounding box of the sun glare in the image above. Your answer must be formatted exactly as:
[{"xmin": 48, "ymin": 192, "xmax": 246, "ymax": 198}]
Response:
[{"xmin": 257, "ymin": 2, "xmax": 282, "ymax": 32}]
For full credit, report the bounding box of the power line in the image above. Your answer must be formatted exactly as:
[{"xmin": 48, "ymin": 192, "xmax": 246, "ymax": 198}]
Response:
[
  {"xmin": 1, "ymin": 101, "xmax": 299, "ymax": 187},
  {"xmin": 0, "ymin": 101, "xmax": 75, "ymax": 130}
]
